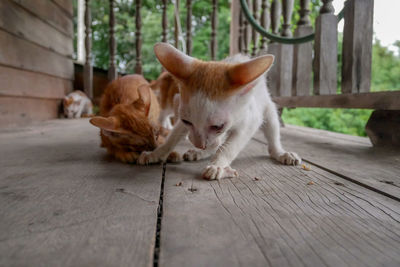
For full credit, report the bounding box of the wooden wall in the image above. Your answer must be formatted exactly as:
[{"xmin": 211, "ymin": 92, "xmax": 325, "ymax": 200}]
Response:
[{"xmin": 0, "ymin": 0, "xmax": 74, "ymax": 127}]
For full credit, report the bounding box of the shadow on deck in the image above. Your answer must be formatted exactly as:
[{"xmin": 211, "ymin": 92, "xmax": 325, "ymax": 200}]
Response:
[{"xmin": 0, "ymin": 119, "xmax": 399, "ymax": 266}]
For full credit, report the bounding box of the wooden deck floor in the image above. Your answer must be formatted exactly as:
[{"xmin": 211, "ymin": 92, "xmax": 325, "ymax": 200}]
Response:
[{"xmin": 1, "ymin": 119, "xmax": 399, "ymax": 267}]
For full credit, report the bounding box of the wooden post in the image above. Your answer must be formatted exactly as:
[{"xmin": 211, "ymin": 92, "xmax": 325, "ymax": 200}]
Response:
[
  {"xmin": 277, "ymin": 0, "xmax": 294, "ymax": 97},
  {"xmin": 211, "ymin": 0, "xmax": 218, "ymax": 60},
  {"xmin": 341, "ymin": 0, "xmax": 374, "ymax": 93},
  {"xmin": 243, "ymin": 0, "xmax": 252, "ymax": 55},
  {"xmin": 174, "ymin": 0, "xmax": 179, "ymax": 48},
  {"xmin": 186, "ymin": 0, "xmax": 192, "ymax": 55},
  {"xmin": 135, "ymin": 0, "xmax": 142, "ymax": 74},
  {"xmin": 267, "ymin": 0, "xmax": 281, "ymax": 96},
  {"xmin": 259, "ymin": 0, "xmax": 270, "ymax": 52},
  {"xmin": 238, "ymin": 10, "xmax": 244, "ymax": 53},
  {"xmin": 108, "ymin": 0, "xmax": 117, "ymax": 81},
  {"xmin": 292, "ymin": 0, "xmax": 313, "ymax": 96},
  {"xmin": 251, "ymin": 0, "xmax": 259, "ymax": 56},
  {"xmin": 84, "ymin": 0, "xmax": 93, "ymax": 99},
  {"xmin": 313, "ymin": 0, "xmax": 337, "ymax": 95},
  {"xmin": 77, "ymin": 0, "xmax": 85, "ymax": 63},
  {"xmin": 162, "ymin": 0, "xmax": 168, "ymax": 43},
  {"xmin": 229, "ymin": 0, "xmax": 240, "ymax": 55}
]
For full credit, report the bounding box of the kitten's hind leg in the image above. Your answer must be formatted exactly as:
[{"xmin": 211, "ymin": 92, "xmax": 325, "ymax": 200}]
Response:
[{"xmin": 262, "ymin": 103, "xmax": 301, "ymax": 165}]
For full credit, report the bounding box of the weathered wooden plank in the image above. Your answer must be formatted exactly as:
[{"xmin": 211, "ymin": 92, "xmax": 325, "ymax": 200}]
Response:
[
  {"xmin": 0, "ymin": 119, "xmax": 161, "ymax": 266},
  {"xmin": 229, "ymin": 1, "xmax": 239, "ymax": 56},
  {"xmin": 0, "ymin": 66, "xmax": 72, "ymax": 100},
  {"xmin": 341, "ymin": 0, "xmax": 374, "ymax": 93},
  {"xmin": 160, "ymin": 139, "xmax": 400, "ymax": 266},
  {"xmin": 273, "ymin": 91, "xmax": 400, "ymax": 110},
  {"xmin": 0, "ymin": 29, "xmax": 74, "ymax": 80},
  {"xmin": 0, "ymin": 96, "xmax": 61, "ymax": 127},
  {"xmin": 51, "ymin": 0, "xmax": 73, "ymax": 17},
  {"xmin": 84, "ymin": 0, "xmax": 93, "ymax": 98},
  {"xmin": 266, "ymin": 124, "xmax": 400, "ymax": 200},
  {"xmin": 12, "ymin": 0, "xmax": 73, "ymax": 38},
  {"xmin": 313, "ymin": 1, "xmax": 337, "ymax": 95},
  {"xmin": 268, "ymin": 44, "xmax": 293, "ymax": 97},
  {"xmin": 211, "ymin": 0, "xmax": 218, "ymax": 60},
  {"xmin": 0, "ymin": 0, "xmax": 73, "ymax": 57},
  {"xmin": 135, "ymin": 0, "xmax": 143, "ymax": 74},
  {"xmin": 292, "ymin": 27, "xmax": 313, "ymax": 96},
  {"xmin": 292, "ymin": 0, "xmax": 312, "ymax": 96},
  {"xmin": 108, "ymin": 0, "xmax": 117, "ymax": 81}
]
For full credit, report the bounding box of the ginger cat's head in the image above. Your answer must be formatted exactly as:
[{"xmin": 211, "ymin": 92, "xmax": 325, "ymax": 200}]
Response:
[
  {"xmin": 154, "ymin": 43, "xmax": 274, "ymax": 150},
  {"xmin": 90, "ymin": 83, "xmax": 160, "ymax": 152}
]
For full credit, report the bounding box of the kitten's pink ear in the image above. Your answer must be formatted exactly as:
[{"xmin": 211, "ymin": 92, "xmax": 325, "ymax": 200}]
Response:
[
  {"xmin": 135, "ymin": 84, "xmax": 151, "ymax": 116},
  {"xmin": 227, "ymin": 55, "xmax": 274, "ymax": 87},
  {"xmin": 154, "ymin": 43, "xmax": 195, "ymax": 79},
  {"xmin": 89, "ymin": 116, "xmax": 129, "ymax": 134}
]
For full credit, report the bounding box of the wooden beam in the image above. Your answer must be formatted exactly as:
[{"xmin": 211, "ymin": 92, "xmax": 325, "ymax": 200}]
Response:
[
  {"xmin": 211, "ymin": 0, "xmax": 218, "ymax": 60},
  {"xmin": 84, "ymin": 0, "xmax": 93, "ymax": 99},
  {"xmin": 108, "ymin": 0, "xmax": 117, "ymax": 81},
  {"xmin": 273, "ymin": 91, "xmax": 400, "ymax": 110},
  {"xmin": 135, "ymin": 0, "xmax": 142, "ymax": 74}
]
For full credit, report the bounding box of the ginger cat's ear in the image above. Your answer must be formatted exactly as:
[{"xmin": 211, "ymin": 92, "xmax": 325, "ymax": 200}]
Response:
[
  {"xmin": 134, "ymin": 84, "xmax": 151, "ymax": 116},
  {"xmin": 227, "ymin": 55, "xmax": 274, "ymax": 87},
  {"xmin": 154, "ymin": 43, "xmax": 195, "ymax": 79},
  {"xmin": 90, "ymin": 116, "xmax": 129, "ymax": 134}
]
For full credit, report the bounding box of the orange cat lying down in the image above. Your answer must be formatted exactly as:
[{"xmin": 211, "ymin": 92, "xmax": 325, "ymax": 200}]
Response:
[{"xmin": 90, "ymin": 74, "xmax": 180, "ymax": 163}]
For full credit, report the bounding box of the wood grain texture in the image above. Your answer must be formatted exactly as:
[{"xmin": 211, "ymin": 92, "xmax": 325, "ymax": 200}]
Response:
[
  {"xmin": 160, "ymin": 139, "xmax": 400, "ymax": 266},
  {"xmin": 0, "ymin": 66, "xmax": 72, "ymax": 100},
  {"xmin": 292, "ymin": 26, "xmax": 313, "ymax": 96},
  {"xmin": 313, "ymin": 14, "xmax": 337, "ymax": 95},
  {"xmin": 266, "ymin": 125, "xmax": 400, "ymax": 200},
  {"xmin": 51, "ymin": 0, "xmax": 73, "ymax": 17},
  {"xmin": 0, "ymin": 29, "xmax": 74, "ymax": 80},
  {"xmin": 0, "ymin": 96, "xmax": 61, "ymax": 127},
  {"xmin": 268, "ymin": 44, "xmax": 293, "ymax": 97},
  {"xmin": 341, "ymin": 0, "xmax": 374, "ymax": 93},
  {"xmin": 11, "ymin": 0, "xmax": 73, "ymax": 38},
  {"xmin": 0, "ymin": 0, "xmax": 73, "ymax": 57},
  {"xmin": 0, "ymin": 119, "xmax": 161, "ymax": 266},
  {"xmin": 273, "ymin": 91, "xmax": 400, "ymax": 109}
]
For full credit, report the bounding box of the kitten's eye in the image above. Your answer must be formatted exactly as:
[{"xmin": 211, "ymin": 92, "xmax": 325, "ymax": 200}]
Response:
[
  {"xmin": 181, "ymin": 119, "xmax": 193, "ymax": 126},
  {"xmin": 210, "ymin": 124, "xmax": 224, "ymax": 132}
]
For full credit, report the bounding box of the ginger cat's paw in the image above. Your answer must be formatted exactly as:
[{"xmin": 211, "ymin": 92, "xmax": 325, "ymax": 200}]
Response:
[
  {"xmin": 137, "ymin": 151, "xmax": 162, "ymax": 165},
  {"xmin": 275, "ymin": 151, "xmax": 301, "ymax": 165},
  {"xmin": 202, "ymin": 165, "xmax": 238, "ymax": 180},
  {"xmin": 167, "ymin": 151, "xmax": 182, "ymax": 163},
  {"xmin": 115, "ymin": 151, "xmax": 139, "ymax": 163},
  {"xmin": 183, "ymin": 149, "xmax": 202, "ymax": 161}
]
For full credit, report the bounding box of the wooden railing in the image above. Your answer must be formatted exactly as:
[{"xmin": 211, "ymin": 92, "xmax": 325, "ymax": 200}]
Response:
[{"xmin": 231, "ymin": 0, "xmax": 400, "ymax": 112}]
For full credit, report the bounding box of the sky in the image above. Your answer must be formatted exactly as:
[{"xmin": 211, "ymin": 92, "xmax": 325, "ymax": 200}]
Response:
[{"xmin": 333, "ymin": 0, "xmax": 400, "ymax": 52}]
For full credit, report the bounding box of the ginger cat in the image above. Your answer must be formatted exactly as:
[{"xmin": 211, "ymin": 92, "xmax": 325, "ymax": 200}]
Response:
[
  {"xmin": 138, "ymin": 43, "xmax": 301, "ymax": 180},
  {"xmin": 89, "ymin": 74, "xmax": 179, "ymax": 163},
  {"xmin": 150, "ymin": 71, "xmax": 180, "ymax": 129}
]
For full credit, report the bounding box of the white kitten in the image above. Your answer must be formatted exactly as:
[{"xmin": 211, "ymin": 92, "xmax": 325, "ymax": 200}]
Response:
[
  {"xmin": 63, "ymin": 90, "xmax": 93, "ymax": 119},
  {"xmin": 138, "ymin": 43, "xmax": 301, "ymax": 180}
]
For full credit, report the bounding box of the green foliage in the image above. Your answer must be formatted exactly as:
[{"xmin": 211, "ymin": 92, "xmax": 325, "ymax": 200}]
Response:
[
  {"xmin": 282, "ymin": 108, "xmax": 372, "ymax": 137},
  {"xmin": 371, "ymin": 40, "xmax": 400, "ymax": 91}
]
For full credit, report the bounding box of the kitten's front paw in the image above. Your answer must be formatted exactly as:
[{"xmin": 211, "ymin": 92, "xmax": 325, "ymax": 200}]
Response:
[
  {"xmin": 115, "ymin": 151, "xmax": 139, "ymax": 163},
  {"xmin": 167, "ymin": 151, "xmax": 182, "ymax": 163},
  {"xmin": 202, "ymin": 165, "xmax": 238, "ymax": 180},
  {"xmin": 276, "ymin": 151, "xmax": 301, "ymax": 165},
  {"xmin": 183, "ymin": 149, "xmax": 202, "ymax": 161},
  {"xmin": 138, "ymin": 151, "xmax": 162, "ymax": 165}
]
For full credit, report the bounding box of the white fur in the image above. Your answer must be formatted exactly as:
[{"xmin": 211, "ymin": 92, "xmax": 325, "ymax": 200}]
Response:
[
  {"xmin": 138, "ymin": 54, "xmax": 301, "ymax": 179},
  {"xmin": 63, "ymin": 91, "xmax": 93, "ymax": 119}
]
